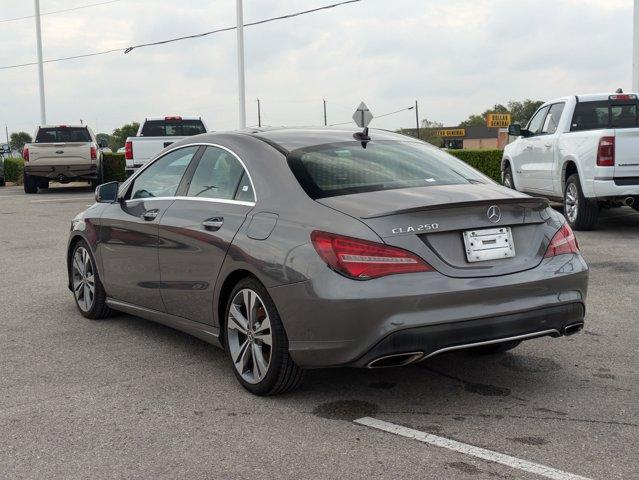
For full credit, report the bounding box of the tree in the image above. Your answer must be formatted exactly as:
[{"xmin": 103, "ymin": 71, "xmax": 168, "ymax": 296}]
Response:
[
  {"xmin": 110, "ymin": 122, "xmax": 139, "ymax": 151},
  {"xmin": 9, "ymin": 132, "xmax": 32, "ymax": 152},
  {"xmin": 507, "ymin": 99, "xmax": 545, "ymax": 125},
  {"xmin": 96, "ymin": 132, "xmax": 113, "ymax": 148}
]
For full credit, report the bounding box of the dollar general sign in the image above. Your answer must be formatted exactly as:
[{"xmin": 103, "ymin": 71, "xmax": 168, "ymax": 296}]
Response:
[{"xmin": 486, "ymin": 113, "xmax": 512, "ymax": 128}]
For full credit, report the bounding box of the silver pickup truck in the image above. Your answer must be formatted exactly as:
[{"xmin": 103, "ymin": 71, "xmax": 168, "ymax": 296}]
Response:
[{"xmin": 22, "ymin": 125, "xmax": 107, "ymax": 194}]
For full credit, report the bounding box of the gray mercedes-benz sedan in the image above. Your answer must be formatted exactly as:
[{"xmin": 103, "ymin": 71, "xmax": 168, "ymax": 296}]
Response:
[{"xmin": 67, "ymin": 127, "xmax": 588, "ymax": 395}]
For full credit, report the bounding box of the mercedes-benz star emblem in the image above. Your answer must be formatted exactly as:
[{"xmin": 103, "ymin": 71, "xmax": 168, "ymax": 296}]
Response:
[{"xmin": 487, "ymin": 205, "xmax": 501, "ymax": 223}]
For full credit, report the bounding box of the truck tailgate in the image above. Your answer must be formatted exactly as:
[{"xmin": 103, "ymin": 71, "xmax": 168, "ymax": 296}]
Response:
[
  {"xmin": 614, "ymin": 128, "xmax": 639, "ymax": 178},
  {"xmin": 131, "ymin": 137, "xmax": 185, "ymax": 164},
  {"xmin": 29, "ymin": 143, "xmax": 93, "ymax": 165}
]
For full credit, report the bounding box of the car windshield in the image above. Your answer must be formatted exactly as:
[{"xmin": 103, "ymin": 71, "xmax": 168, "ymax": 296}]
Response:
[
  {"xmin": 140, "ymin": 119, "xmax": 206, "ymax": 137},
  {"xmin": 35, "ymin": 127, "xmax": 91, "ymax": 143},
  {"xmin": 287, "ymin": 140, "xmax": 491, "ymax": 199}
]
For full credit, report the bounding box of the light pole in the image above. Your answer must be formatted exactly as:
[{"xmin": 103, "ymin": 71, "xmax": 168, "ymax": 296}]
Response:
[
  {"xmin": 257, "ymin": 98, "xmax": 262, "ymax": 127},
  {"xmin": 634, "ymin": 0, "xmax": 639, "ymax": 91},
  {"xmin": 236, "ymin": 0, "xmax": 246, "ymax": 129},
  {"xmin": 415, "ymin": 100, "xmax": 420, "ymax": 139},
  {"xmin": 34, "ymin": 0, "xmax": 46, "ymax": 125},
  {"xmin": 323, "ymin": 99, "xmax": 328, "ymax": 126}
]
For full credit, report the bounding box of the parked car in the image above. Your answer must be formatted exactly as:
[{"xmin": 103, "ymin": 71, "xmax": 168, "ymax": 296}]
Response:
[
  {"xmin": 22, "ymin": 125, "xmax": 108, "ymax": 193},
  {"xmin": 67, "ymin": 128, "xmax": 588, "ymax": 395},
  {"xmin": 124, "ymin": 116, "xmax": 207, "ymax": 176},
  {"xmin": 503, "ymin": 92, "xmax": 639, "ymax": 230}
]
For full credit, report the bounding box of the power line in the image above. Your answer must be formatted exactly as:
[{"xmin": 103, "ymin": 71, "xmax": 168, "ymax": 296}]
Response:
[
  {"xmin": 329, "ymin": 105, "xmax": 414, "ymax": 126},
  {"xmin": 124, "ymin": 0, "xmax": 361, "ymax": 53},
  {"xmin": 0, "ymin": 0, "xmax": 362, "ymax": 71},
  {"xmin": 0, "ymin": 0, "xmax": 122, "ymax": 24}
]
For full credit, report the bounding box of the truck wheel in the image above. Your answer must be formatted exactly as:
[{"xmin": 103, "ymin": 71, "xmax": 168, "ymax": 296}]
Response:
[
  {"xmin": 564, "ymin": 174, "xmax": 598, "ymax": 230},
  {"xmin": 23, "ymin": 173, "xmax": 38, "ymax": 194},
  {"xmin": 91, "ymin": 166, "xmax": 104, "ymax": 190},
  {"xmin": 502, "ymin": 166, "xmax": 515, "ymax": 189}
]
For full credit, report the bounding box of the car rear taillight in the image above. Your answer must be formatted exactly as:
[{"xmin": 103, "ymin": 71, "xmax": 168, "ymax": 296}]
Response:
[
  {"xmin": 125, "ymin": 141, "xmax": 133, "ymax": 160},
  {"xmin": 90, "ymin": 145, "xmax": 97, "ymax": 160},
  {"xmin": 544, "ymin": 224, "xmax": 579, "ymax": 258},
  {"xmin": 596, "ymin": 136, "xmax": 615, "ymax": 166},
  {"xmin": 22, "ymin": 147, "xmax": 29, "ymax": 161},
  {"xmin": 310, "ymin": 231, "xmax": 434, "ymax": 279}
]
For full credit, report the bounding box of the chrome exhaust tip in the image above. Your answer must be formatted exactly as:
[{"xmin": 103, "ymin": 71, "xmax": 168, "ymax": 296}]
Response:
[
  {"xmin": 563, "ymin": 322, "xmax": 584, "ymax": 336},
  {"xmin": 367, "ymin": 352, "xmax": 424, "ymax": 368}
]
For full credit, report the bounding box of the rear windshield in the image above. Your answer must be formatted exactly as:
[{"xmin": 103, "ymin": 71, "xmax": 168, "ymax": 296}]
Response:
[
  {"xmin": 287, "ymin": 141, "xmax": 491, "ymax": 199},
  {"xmin": 140, "ymin": 119, "xmax": 206, "ymax": 137},
  {"xmin": 35, "ymin": 127, "xmax": 91, "ymax": 143},
  {"xmin": 571, "ymin": 100, "xmax": 639, "ymax": 131}
]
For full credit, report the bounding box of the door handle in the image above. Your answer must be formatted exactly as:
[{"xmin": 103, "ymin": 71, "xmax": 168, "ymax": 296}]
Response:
[
  {"xmin": 142, "ymin": 209, "xmax": 159, "ymax": 221},
  {"xmin": 202, "ymin": 217, "xmax": 224, "ymax": 231}
]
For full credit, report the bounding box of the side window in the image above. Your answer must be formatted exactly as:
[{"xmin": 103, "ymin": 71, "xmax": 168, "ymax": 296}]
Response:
[
  {"xmin": 526, "ymin": 106, "xmax": 550, "ymax": 136},
  {"xmin": 571, "ymin": 101, "xmax": 609, "ymax": 131},
  {"xmin": 541, "ymin": 103, "xmax": 565, "ymax": 134},
  {"xmin": 129, "ymin": 146, "xmax": 198, "ymax": 199},
  {"xmin": 187, "ymin": 146, "xmax": 247, "ymax": 200},
  {"xmin": 234, "ymin": 171, "xmax": 255, "ymax": 202}
]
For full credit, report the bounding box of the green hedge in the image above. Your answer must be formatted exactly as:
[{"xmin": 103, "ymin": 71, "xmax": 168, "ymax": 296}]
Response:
[
  {"xmin": 103, "ymin": 153, "xmax": 126, "ymax": 182},
  {"xmin": 448, "ymin": 149, "xmax": 503, "ymax": 183},
  {"xmin": 3, "ymin": 157, "xmax": 24, "ymax": 183}
]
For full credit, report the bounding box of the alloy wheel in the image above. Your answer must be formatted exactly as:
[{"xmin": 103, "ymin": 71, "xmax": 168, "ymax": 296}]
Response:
[
  {"xmin": 227, "ymin": 289, "xmax": 273, "ymax": 384},
  {"xmin": 565, "ymin": 182, "xmax": 579, "ymax": 223},
  {"xmin": 72, "ymin": 246, "xmax": 95, "ymax": 312}
]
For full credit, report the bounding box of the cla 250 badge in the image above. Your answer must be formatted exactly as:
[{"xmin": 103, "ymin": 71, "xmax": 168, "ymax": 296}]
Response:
[{"xmin": 391, "ymin": 223, "xmax": 439, "ymax": 234}]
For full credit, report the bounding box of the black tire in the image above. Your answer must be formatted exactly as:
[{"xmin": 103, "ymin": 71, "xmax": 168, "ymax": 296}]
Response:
[
  {"xmin": 502, "ymin": 165, "xmax": 515, "ymax": 190},
  {"xmin": 564, "ymin": 174, "xmax": 599, "ymax": 230},
  {"xmin": 23, "ymin": 172, "xmax": 38, "ymax": 194},
  {"xmin": 473, "ymin": 340, "xmax": 521, "ymax": 355},
  {"xmin": 70, "ymin": 240, "xmax": 112, "ymax": 319},
  {"xmin": 224, "ymin": 277, "xmax": 304, "ymax": 396},
  {"xmin": 38, "ymin": 179, "xmax": 49, "ymax": 189}
]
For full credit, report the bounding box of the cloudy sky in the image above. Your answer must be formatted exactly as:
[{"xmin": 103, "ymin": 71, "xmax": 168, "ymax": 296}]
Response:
[{"xmin": 0, "ymin": 0, "xmax": 634, "ymax": 136}]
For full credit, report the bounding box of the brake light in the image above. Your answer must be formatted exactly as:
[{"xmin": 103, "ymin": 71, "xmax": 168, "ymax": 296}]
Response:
[
  {"xmin": 609, "ymin": 94, "xmax": 637, "ymax": 101},
  {"xmin": 90, "ymin": 145, "xmax": 97, "ymax": 160},
  {"xmin": 22, "ymin": 147, "xmax": 29, "ymax": 161},
  {"xmin": 164, "ymin": 116, "xmax": 182, "ymax": 121},
  {"xmin": 310, "ymin": 231, "xmax": 434, "ymax": 279},
  {"xmin": 596, "ymin": 136, "xmax": 615, "ymax": 167},
  {"xmin": 125, "ymin": 140, "xmax": 133, "ymax": 160},
  {"xmin": 544, "ymin": 224, "xmax": 579, "ymax": 257}
]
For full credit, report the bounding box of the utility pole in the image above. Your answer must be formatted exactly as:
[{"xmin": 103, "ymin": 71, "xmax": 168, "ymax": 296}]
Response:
[
  {"xmin": 323, "ymin": 99, "xmax": 327, "ymax": 126},
  {"xmin": 634, "ymin": 0, "xmax": 639, "ymax": 91},
  {"xmin": 415, "ymin": 100, "xmax": 420, "ymax": 139},
  {"xmin": 34, "ymin": 0, "xmax": 47, "ymax": 125},
  {"xmin": 257, "ymin": 98, "xmax": 262, "ymax": 127},
  {"xmin": 5, "ymin": 125, "xmax": 9, "ymax": 145},
  {"xmin": 236, "ymin": 0, "xmax": 246, "ymax": 129}
]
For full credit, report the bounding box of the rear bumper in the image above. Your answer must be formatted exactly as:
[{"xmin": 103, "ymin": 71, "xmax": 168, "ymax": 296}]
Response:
[
  {"xmin": 269, "ymin": 253, "xmax": 588, "ymax": 368},
  {"xmin": 593, "ymin": 179, "xmax": 639, "ymax": 198},
  {"xmin": 350, "ymin": 303, "xmax": 584, "ymax": 368},
  {"xmin": 25, "ymin": 164, "xmax": 98, "ymax": 180}
]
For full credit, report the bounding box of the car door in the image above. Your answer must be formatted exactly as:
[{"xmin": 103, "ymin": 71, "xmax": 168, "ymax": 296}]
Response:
[
  {"xmin": 157, "ymin": 145, "xmax": 256, "ymax": 323},
  {"xmin": 528, "ymin": 102, "xmax": 565, "ymax": 193},
  {"xmin": 98, "ymin": 146, "xmax": 201, "ymax": 311},
  {"xmin": 516, "ymin": 105, "xmax": 549, "ymax": 192}
]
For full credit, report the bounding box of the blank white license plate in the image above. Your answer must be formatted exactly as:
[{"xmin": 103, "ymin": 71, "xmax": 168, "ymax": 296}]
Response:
[{"xmin": 463, "ymin": 227, "xmax": 515, "ymax": 263}]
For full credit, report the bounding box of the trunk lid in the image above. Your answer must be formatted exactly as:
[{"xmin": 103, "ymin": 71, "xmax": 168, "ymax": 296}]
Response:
[
  {"xmin": 614, "ymin": 128, "xmax": 639, "ymax": 179},
  {"xmin": 317, "ymin": 184, "xmax": 553, "ymax": 278}
]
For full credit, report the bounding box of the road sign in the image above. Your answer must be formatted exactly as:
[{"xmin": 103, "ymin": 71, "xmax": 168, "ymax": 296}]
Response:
[
  {"xmin": 486, "ymin": 113, "xmax": 512, "ymax": 128},
  {"xmin": 436, "ymin": 128, "xmax": 466, "ymax": 137},
  {"xmin": 352, "ymin": 102, "xmax": 373, "ymax": 128}
]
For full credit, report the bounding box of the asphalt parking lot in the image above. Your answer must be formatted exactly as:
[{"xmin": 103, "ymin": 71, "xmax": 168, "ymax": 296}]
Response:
[{"xmin": 1, "ymin": 184, "xmax": 637, "ymax": 480}]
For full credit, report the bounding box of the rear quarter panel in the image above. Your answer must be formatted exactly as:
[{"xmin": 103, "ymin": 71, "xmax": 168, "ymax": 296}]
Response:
[{"xmin": 557, "ymin": 130, "xmax": 610, "ymax": 197}]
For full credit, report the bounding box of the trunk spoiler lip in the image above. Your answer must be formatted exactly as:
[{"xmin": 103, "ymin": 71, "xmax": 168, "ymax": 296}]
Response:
[{"xmin": 360, "ymin": 197, "xmax": 550, "ymax": 219}]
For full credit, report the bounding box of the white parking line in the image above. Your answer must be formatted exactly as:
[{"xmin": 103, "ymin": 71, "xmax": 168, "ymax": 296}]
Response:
[{"xmin": 354, "ymin": 417, "xmax": 592, "ymax": 480}]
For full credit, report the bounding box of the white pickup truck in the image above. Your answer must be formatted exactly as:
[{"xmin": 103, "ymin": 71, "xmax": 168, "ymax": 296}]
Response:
[
  {"xmin": 22, "ymin": 125, "xmax": 108, "ymax": 194},
  {"xmin": 124, "ymin": 116, "xmax": 208, "ymax": 175},
  {"xmin": 503, "ymin": 92, "xmax": 639, "ymax": 230}
]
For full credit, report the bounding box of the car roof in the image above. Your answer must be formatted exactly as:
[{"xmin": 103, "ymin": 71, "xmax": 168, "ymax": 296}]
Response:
[{"xmin": 247, "ymin": 127, "xmax": 415, "ymax": 153}]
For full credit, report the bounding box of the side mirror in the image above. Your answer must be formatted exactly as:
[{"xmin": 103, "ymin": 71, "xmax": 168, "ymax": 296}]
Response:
[
  {"xmin": 95, "ymin": 181, "xmax": 119, "ymax": 203},
  {"xmin": 508, "ymin": 124, "xmax": 522, "ymax": 137},
  {"xmin": 98, "ymin": 139, "xmax": 109, "ymax": 149}
]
